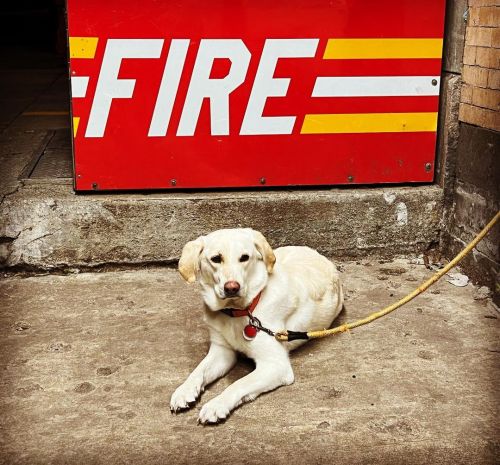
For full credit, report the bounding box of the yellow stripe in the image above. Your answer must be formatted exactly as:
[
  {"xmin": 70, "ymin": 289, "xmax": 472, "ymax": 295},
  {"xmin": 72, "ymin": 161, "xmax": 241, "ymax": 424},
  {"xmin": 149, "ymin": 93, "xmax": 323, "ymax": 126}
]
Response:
[
  {"xmin": 301, "ymin": 112, "xmax": 438, "ymax": 134},
  {"xmin": 22, "ymin": 111, "xmax": 69, "ymax": 116},
  {"xmin": 73, "ymin": 117, "xmax": 80, "ymax": 137},
  {"xmin": 323, "ymin": 39, "xmax": 443, "ymax": 59},
  {"xmin": 69, "ymin": 37, "xmax": 99, "ymax": 59}
]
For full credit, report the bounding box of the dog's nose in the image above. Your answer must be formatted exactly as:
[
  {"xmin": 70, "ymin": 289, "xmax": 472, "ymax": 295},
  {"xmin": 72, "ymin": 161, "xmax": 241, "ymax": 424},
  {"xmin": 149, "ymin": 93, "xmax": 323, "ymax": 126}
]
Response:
[{"xmin": 224, "ymin": 281, "xmax": 240, "ymax": 297}]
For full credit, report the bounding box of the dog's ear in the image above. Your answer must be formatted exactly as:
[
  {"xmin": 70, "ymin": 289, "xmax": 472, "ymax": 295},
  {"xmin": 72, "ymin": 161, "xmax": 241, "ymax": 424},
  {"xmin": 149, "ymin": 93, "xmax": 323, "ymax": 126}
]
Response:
[
  {"xmin": 250, "ymin": 230, "xmax": 276, "ymax": 274},
  {"xmin": 178, "ymin": 237, "xmax": 204, "ymax": 283}
]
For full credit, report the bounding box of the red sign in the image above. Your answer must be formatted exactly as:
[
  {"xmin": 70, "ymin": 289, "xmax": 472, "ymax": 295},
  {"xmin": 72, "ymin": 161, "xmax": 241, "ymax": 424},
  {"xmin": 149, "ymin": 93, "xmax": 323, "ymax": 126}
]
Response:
[{"xmin": 67, "ymin": 0, "xmax": 446, "ymax": 191}]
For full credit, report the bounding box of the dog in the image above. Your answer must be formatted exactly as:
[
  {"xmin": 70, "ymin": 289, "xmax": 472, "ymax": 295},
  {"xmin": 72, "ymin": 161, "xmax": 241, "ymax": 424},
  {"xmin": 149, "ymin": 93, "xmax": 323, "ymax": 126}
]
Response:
[{"xmin": 170, "ymin": 228, "xmax": 343, "ymax": 424}]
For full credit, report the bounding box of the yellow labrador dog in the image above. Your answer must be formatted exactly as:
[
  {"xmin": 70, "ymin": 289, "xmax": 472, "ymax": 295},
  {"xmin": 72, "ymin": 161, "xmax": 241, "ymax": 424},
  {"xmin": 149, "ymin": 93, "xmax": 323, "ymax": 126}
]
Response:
[{"xmin": 171, "ymin": 228, "xmax": 343, "ymax": 424}]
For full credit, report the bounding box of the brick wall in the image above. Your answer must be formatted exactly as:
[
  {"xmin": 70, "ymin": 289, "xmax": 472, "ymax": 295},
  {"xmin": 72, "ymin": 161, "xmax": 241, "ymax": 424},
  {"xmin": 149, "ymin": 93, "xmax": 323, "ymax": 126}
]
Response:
[
  {"xmin": 459, "ymin": 1, "xmax": 499, "ymax": 131},
  {"xmin": 442, "ymin": 0, "xmax": 499, "ymax": 303}
]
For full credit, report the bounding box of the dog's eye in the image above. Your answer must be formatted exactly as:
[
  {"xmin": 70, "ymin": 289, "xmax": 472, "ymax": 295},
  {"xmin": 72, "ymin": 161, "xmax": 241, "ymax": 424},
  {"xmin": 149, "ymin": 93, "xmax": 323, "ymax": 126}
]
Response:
[
  {"xmin": 239, "ymin": 254, "xmax": 250, "ymax": 262},
  {"xmin": 210, "ymin": 255, "xmax": 222, "ymax": 264}
]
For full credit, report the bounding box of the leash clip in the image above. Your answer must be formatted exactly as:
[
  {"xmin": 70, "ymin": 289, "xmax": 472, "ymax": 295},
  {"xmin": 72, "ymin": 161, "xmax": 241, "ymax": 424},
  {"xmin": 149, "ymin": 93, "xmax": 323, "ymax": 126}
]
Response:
[{"xmin": 247, "ymin": 312, "xmax": 275, "ymax": 337}]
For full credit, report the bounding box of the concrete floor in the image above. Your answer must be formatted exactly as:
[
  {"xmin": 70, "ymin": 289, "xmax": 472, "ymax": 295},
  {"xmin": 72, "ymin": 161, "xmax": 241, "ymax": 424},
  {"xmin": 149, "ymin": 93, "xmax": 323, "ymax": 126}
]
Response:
[{"xmin": 0, "ymin": 260, "xmax": 498, "ymax": 465}]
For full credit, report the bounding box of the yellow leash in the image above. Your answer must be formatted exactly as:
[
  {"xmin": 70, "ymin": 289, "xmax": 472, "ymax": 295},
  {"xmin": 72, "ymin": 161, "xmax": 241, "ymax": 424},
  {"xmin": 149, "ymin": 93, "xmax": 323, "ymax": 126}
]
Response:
[{"xmin": 275, "ymin": 211, "xmax": 500, "ymax": 342}]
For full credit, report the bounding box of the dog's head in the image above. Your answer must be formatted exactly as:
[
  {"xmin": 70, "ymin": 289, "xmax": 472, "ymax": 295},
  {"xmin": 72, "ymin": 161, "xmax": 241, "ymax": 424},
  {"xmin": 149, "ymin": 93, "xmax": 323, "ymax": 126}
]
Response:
[{"xmin": 178, "ymin": 228, "xmax": 275, "ymax": 310}]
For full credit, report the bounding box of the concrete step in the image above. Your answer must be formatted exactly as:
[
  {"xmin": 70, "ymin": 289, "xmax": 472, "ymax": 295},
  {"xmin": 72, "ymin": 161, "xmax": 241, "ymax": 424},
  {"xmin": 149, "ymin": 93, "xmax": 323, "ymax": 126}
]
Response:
[
  {"xmin": 1, "ymin": 177, "xmax": 443, "ymax": 270},
  {"xmin": 0, "ymin": 260, "xmax": 498, "ymax": 464}
]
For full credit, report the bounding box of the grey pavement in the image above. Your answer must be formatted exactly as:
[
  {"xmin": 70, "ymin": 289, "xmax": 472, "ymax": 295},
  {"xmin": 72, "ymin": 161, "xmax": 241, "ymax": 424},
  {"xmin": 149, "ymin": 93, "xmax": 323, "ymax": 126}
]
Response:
[{"xmin": 0, "ymin": 259, "xmax": 498, "ymax": 464}]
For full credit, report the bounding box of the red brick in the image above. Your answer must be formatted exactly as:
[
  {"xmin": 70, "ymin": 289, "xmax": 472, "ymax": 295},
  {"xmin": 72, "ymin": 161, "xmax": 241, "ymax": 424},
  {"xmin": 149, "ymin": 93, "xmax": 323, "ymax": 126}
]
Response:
[
  {"xmin": 459, "ymin": 103, "xmax": 480, "ymax": 124},
  {"xmin": 471, "ymin": 87, "xmax": 500, "ymax": 110},
  {"xmin": 468, "ymin": 0, "xmax": 500, "ymax": 6},
  {"xmin": 462, "ymin": 65, "xmax": 489, "ymax": 87},
  {"xmin": 475, "ymin": 46, "xmax": 500, "ymax": 68},
  {"xmin": 461, "ymin": 84, "xmax": 473, "ymax": 104},
  {"xmin": 478, "ymin": 6, "xmax": 500, "ymax": 26},
  {"xmin": 459, "ymin": 103, "xmax": 500, "ymax": 131},
  {"xmin": 484, "ymin": 108, "xmax": 500, "ymax": 131},
  {"xmin": 465, "ymin": 27, "xmax": 493, "ymax": 46},
  {"xmin": 468, "ymin": 7, "xmax": 481, "ymax": 26},
  {"xmin": 493, "ymin": 28, "xmax": 500, "ymax": 48},
  {"xmin": 463, "ymin": 45, "xmax": 477, "ymax": 65},
  {"xmin": 488, "ymin": 69, "xmax": 500, "ymax": 89}
]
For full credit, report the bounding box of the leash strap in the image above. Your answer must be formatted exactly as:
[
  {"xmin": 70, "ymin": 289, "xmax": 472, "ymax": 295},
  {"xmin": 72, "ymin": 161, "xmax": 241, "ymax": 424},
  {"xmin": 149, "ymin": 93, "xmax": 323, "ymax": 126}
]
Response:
[{"xmin": 278, "ymin": 330, "xmax": 309, "ymax": 341}]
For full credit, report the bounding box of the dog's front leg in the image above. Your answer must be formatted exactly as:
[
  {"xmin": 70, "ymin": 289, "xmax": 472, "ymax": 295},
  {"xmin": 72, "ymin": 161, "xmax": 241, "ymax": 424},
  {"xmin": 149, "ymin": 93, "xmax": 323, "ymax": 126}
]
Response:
[
  {"xmin": 170, "ymin": 342, "xmax": 237, "ymax": 412},
  {"xmin": 198, "ymin": 346, "xmax": 294, "ymax": 424}
]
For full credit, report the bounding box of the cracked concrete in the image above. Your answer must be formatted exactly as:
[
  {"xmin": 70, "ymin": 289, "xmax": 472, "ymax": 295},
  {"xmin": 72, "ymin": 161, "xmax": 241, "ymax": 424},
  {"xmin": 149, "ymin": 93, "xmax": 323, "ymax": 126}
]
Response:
[{"xmin": 0, "ymin": 259, "xmax": 498, "ymax": 464}]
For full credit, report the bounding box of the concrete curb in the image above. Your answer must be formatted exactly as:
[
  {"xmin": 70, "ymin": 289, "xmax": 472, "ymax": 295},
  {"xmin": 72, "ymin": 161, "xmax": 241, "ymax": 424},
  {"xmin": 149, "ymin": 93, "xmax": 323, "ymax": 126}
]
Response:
[{"xmin": 0, "ymin": 182, "xmax": 443, "ymax": 270}]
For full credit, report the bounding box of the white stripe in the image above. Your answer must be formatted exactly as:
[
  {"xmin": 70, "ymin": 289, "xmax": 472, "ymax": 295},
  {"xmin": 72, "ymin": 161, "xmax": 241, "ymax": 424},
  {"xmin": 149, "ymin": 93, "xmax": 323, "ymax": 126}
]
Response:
[
  {"xmin": 149, "ymin": 39, "xmax": 190, "ymax": 137},
  {"xmin": 312, "ymin": 76, "xmax": 440, "ymax": 97},
  {"xmin": 71, "ymin": 76, "xmax": 89, "ymax": 98}
]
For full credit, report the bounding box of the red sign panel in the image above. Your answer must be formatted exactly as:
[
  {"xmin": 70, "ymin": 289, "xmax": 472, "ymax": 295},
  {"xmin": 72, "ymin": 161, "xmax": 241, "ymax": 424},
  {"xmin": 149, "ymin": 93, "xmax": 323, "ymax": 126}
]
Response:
[{"xmin": 67, "ymin": 0, "xmax": 446, "ymax": 191}]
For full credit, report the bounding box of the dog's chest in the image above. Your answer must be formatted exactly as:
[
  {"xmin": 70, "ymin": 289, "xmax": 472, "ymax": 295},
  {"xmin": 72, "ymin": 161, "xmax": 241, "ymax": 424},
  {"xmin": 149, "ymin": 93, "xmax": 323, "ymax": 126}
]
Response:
[{"xmin": 206, "ymin": 313, "xmax": 260, "ymax": 355}]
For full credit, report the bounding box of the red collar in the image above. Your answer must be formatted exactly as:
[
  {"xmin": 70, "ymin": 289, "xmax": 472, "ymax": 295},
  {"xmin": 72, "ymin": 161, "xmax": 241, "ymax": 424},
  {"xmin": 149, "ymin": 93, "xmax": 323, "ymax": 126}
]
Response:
[{"xmin": 220, "ymin": 292, "xmax": 261, "ymax": 317}]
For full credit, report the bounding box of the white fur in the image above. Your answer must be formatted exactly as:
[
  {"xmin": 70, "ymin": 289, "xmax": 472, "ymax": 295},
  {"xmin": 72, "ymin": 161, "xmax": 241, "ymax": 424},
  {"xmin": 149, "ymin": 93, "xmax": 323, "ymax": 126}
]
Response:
[{"xmin": 171, "ymin": 228, "xmax": 343, "ymax": 424}]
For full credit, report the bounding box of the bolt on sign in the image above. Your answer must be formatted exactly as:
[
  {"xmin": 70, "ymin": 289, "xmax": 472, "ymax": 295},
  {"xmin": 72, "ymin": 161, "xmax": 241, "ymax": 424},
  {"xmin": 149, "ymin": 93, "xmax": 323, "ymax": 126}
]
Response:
[{"xmin": 67, "ymin": 0, "xmax": 446, "ymax": 191}]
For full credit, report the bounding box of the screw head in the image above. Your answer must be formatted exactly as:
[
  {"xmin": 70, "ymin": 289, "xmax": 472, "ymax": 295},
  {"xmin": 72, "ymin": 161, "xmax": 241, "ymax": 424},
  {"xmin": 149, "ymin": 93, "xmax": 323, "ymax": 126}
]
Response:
[
  {"xmin": 91, "ymin": 182, "xmax": 98, "ymax": 190},
  {"xmin": 425, "ymin": 162, "xmax": 432, "ymax": 172},
  {"xmin": 259, "ymin": 177, "xmax": 266, "ymax": 185},
  {"xmin": 170, "ymin": 179, "xmax": 177, "ymax": 186},
  {"xmin": 431, "ymin": 79, "xmax": 438, "ymax": 86},
  {"xmin": 347, "ymin": 175, "xmax": 354, "ymax": 183}
]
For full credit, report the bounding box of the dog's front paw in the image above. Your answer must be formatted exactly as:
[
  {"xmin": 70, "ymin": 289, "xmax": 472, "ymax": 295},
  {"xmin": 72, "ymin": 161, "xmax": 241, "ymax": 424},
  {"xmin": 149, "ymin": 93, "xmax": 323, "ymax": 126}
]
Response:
[
  {"xmin": 170, "ymin": 380, "xmax": 202, "ymax": 413},
  {"xmin": 198, "ymin": 396, "xmax": 231, "ymax": 424}
]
